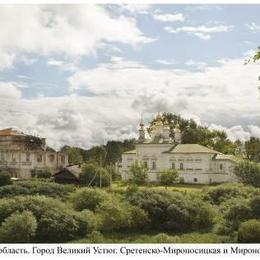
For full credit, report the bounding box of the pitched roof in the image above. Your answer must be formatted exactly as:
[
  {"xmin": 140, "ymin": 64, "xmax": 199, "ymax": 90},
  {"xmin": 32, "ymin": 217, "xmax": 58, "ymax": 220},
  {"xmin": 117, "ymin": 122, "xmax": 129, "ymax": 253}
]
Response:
[
  {"xmin": 54, "ymin": 165, "xmax": 82, "ymax": 179},
  {"xmin": 213, "ymin": 154, "xmax": 238, "ymax": 162},
  {"xmin": 123, "ymin": 149, "xmax": 136, "ymax": 154},
  {"xmin": 167, "ymin": 144, "xmax": 221, "ymax": 154},
  {"xmin": 0, "ymin": 128, "xmax": 25, "ymax": 136}
]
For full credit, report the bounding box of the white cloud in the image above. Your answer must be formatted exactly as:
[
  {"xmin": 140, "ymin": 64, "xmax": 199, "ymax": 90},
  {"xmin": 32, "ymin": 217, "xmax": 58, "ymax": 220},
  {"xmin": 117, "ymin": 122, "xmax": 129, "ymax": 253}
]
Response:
[
  {"xmin": 0, "ymin": 53, "xmax": 16, "ymax": 70},
  {"xmin": 156, "ymin": 59, "xmax": 176, "ymax": 65},
  {"xmin": 68, "ymin": 57, "xmax": 260, "ymax": 128},
  {"xmin": 185, "ymin": 59, "xmax": 207, "ymax": 69},
  {"xmin": 0, "ymin": 5, "xmax": 154, "ymax": 69},
  {"xmin": 120, "ymin": 4, "xmax": 150, "ymax": 14},
  {"xmin": 47, "ymin": 59, "xmax": 78, "ymax": 72},
  {"xmin": 0, "ymin": 82, "xmax": 22, "ymax": 99},
  {"xmin": 247, "ymin": 22, "xmax": 260, "ymax": 32},
  {"xmin": 209, "ymin": 124, "xmax": 251, "ymax": 142},
  {"xmin": 153, "ymin": 13, "xmax": 185, "ymax": 23},
  {"xmin": 165, "ymin": 24, "xmax": 233, "ymax": 40},
  {"xmin": 1, "ymin": 57, "xmax": 260, "ymax": 149}
]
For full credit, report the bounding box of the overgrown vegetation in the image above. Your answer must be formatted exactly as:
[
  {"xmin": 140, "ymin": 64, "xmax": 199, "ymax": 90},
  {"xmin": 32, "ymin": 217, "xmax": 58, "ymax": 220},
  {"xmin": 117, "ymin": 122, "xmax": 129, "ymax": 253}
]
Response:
[{"xmin": 0, "ymin": 179, "xmax": 258, "ymax": 243}]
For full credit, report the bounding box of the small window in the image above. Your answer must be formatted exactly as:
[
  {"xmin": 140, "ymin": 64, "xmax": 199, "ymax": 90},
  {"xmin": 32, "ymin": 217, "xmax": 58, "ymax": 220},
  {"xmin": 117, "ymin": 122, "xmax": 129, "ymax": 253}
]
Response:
[
  {"xmin": 26, "ymin": 152, "xmax": 30, "ymax": 162},
  {"xmin": 180, "ymin": 162, "xmax": 184, "ymax": 170},
  {"xmin": 61, "ymin": 155, "xmax": 65, "ymax": 163},
  {"xmin": 220, "ymin": 164, "xmax": 223, "ymax": 170},
  {"xmin": 37, "ymin": 154, "xmax": 43, "ymax": 163},
  {"xmin": 152, "ymin": 161, "xmax": 156, "ymax": 170},
  {"xmin": 49, "ymin": 154, "xmax": 55, "ymax": 162},
  {"xmin": 172, "ymin": 162, "xmax": 175, "ymax": 169},
  {"xmin": 143, "ymin": 161, "xmax": 148, "ymax": 169},
  {"xmin": 194, "ymin": 178, "xmax": 198, "ymax": 183}
]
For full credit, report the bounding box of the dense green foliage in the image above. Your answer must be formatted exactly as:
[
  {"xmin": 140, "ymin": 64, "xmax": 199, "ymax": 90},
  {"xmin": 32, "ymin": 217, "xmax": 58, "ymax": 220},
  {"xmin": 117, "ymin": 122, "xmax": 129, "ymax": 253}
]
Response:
[
  {"xmin": 238, "ymin": 219, "xmax": 260, "ymax": 243},
  {"xmin": 79, "ymin": 163, "xmax": 110, "ymax": 187},
  {"xmin": 129, "ymin": 162, "xmax": 148, "ymax": 185},
  {"xmin": 0, "ymin": 180, "xmax": 75, "ymax": 198},
  {"xmin": 245, "ymin": 137, "xmax": 260, "ymax": 162},
  {"xmin": 234, "ymin": 160, "xmax": 260, "ymax": 187},
  {"xmin": 0, "ymin": 170, "xmax": 12, "ymax": 186},
  {"xmin": 157, "ymin": 169, "xmax": 179, "ymax": 187},
  {"xmin": 0, "ymin": 180, "xmax": 259, "ymax": 243},
  {"xmin": 0, "ymin": 210, "xmax": 37, "ymax": 243},
  {"xmin": 148, "ymin": 113, "xmax": 239, "ymax": 155},
  {"xmin": 61, "ymin": 139, "xmax": 135, "ymax": 167},
  {"xmin": 126, "ymin": 189, "xmax": 215, "ymax": 232}
]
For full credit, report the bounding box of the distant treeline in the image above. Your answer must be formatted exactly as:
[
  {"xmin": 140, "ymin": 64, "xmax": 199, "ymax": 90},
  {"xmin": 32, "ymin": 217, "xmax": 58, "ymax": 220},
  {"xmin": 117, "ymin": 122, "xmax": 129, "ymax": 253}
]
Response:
[{"xmin": 61, "ymin": 113, "xmax": 260, "ymax": 165}]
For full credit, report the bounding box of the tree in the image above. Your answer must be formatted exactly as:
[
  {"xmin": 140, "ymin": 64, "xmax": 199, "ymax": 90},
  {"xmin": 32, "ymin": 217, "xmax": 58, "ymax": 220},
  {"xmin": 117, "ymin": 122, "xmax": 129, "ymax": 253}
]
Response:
[
  {"xmin": 157, "ymin": 169, "xmax": 179, "ymax": 187},
  {"xmin": 253, "ymin": 47, "xmax": 260, "ymax": 62},
  {"xmin": 62, "ymin": 146, "xmax": 84, "ymax": 165},
  {"xmin": 238, "ymin": 219, "xmax": 260, "ymax": 243},
  {"xmin": 147, "ymin": 112, "xmax": 236, "ymax": 154},
  {"xmin": 245, "ymin": 137, "xmax": 260, "ymax": 162},
  {"xmin": 234, "ymin": 160, "xmax": 260, "ymax": 187},
  {"xmin": 129, "ymin": 161, "xmax": 148, "ymax": 185},
  {"xmin": 0, "ymin": 211, "xmax": 37, "ymax": 243},
  {"xmin": 79, "ymin": 162, "xmax": 110, "ymax": 187},
  {"xmin": 0, "ymin": 170, "xmax": 12, "ymax": 186}
]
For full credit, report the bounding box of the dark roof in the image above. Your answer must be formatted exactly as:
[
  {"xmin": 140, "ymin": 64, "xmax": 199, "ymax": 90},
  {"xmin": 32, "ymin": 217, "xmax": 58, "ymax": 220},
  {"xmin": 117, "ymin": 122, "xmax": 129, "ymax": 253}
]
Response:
[{"xmin": 54, "ymin": 165, "xmax": 82, "ymax": 179}]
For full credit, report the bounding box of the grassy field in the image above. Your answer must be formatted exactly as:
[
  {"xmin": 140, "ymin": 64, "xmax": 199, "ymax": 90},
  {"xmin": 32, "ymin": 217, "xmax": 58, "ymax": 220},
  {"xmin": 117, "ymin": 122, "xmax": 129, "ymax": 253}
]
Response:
[{"xmin": 111, "ymin": 182, "xmax": 215, "ymax": 193}]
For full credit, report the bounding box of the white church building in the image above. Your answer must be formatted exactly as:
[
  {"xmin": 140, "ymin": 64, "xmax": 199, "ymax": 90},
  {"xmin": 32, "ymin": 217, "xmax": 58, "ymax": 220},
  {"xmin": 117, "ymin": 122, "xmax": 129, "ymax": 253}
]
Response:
[{"xmin": 120, "ymin": 114, "xmax": 238, "ymax": 184}]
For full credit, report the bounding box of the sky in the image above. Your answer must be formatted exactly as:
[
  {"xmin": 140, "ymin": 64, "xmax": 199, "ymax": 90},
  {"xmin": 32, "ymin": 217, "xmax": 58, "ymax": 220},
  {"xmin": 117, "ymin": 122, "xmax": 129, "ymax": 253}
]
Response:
[{"xmin": 0, "ymin": 4, "xmax": 260, "ymax": 149}]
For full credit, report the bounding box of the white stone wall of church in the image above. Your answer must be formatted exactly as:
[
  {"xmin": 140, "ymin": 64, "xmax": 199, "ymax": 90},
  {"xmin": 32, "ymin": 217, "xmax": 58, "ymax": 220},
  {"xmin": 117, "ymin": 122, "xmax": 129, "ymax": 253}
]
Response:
[{"xmin": 121, "ymin": 150, "xmax": 237, "ymax": 184}]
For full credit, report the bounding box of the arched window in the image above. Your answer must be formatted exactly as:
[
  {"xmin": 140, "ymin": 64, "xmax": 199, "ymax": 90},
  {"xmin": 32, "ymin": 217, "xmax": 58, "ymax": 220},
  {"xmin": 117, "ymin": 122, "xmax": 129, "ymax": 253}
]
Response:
[
  {"xmin": 26, "ymin": 152, "xmax": 30, "ymax": 162},
  {"xmin": 172, "ymin": 162, "xmax": 175, "ymax": 169},
  {"xmin": 180, "ymin": 162, "xmax": 184, "ymax": 170},
  {"xmin": 37, "ymin": 154, "xmax": 43, "ymax": 163}
]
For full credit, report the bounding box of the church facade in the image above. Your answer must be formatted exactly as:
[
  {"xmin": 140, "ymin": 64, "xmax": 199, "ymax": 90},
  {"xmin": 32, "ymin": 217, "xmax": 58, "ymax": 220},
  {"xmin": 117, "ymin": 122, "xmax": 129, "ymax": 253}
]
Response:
[
  {"xmin": 0, "ymin": 128, "xmax": 68, "ymax": 179},
  {"xmin": 120, "ymin": 115, "xmax": 237, "ymax": 184}
]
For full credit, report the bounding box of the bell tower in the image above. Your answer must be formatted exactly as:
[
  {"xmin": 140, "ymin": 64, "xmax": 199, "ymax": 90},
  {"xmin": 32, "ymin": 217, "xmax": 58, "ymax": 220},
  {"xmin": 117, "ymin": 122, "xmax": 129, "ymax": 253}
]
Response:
[
  {"xmin": 138, "ymin": 116, "xmax": 146, "ymax": 142},
  {"xmin": 174, "ymin": 121, "xmax": 182, "ymax": 144}
]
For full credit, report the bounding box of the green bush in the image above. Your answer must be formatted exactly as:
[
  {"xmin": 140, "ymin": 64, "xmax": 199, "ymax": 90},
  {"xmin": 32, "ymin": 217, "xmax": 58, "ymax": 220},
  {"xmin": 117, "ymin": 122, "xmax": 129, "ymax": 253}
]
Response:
[
  {"xmin": 0, "ymin": 181, "xmax": 75, "ymax": 198},
  {"xmin": 0, "ymin": 196, "xmax": 80, "ymax": 242},
  {"xmin": 223, "ymin": 199, "xmax": 252, "ymax": 231},
  {"xmin": 249, "ymin": 196, "xmax": 260, "ymax": 217},
  {"xmin": 235, "ymin": 160, "xmax": 260, "ymax": 187},
  {"xmin": 157, "ymin": 169, "xmax": 179, "ymax": 187},
  {"xmin": 96, "ymin": 199, "xmax": 149, "ymax": 232},
  {"xmin": 128, "ymin": 162, "xmax": 148, "ymax": 185},
  {"xmin": 126, "ymin": 189, "xmax": 214, "ymax": 232},
  {"xmin": 238, "ymin": 219, "xmax": 260, "ymax": 243},
  {"xmin": 70, "ymin": 188, "xmax": 112, "ymax": 211},
  {"xmin": 0, "ymin": 170, "xmax": 12, "ymax": 186},
  {"xmin": 35, "ymin": 168, "xmax": 52, "ymax": 179},
  {"xmin": 86, "ymin": 231, "xmax": 105, "ymax": 243},
  {"xmin": 204, "ymin": 183, "xmax": 256, "ymax": 205},
  {"xmin": 0, "ymin": 211, "xmax": 37, "ymax": 243},
  {"xmin": 74, "ymin": 210, "xmax": 100, "ymax": 237}
]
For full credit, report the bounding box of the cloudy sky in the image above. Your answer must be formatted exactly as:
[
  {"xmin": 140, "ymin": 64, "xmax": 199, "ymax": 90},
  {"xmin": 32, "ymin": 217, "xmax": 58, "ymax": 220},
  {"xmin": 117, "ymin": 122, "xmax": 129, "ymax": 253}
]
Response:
[{"xmin": 0, "ymin": 4, "xmax": 260, "ymax": 149}]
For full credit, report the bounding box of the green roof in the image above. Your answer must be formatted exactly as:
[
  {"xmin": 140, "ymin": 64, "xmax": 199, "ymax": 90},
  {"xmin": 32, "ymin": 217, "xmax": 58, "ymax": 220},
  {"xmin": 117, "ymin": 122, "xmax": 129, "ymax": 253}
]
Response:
[
  {"xmin": 167, "ymin": 144, "xmax": 221, "ymax": 154},
  {"xmin": 213, "ymin": 154, "xmax": 238, "ymax": 162}
]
